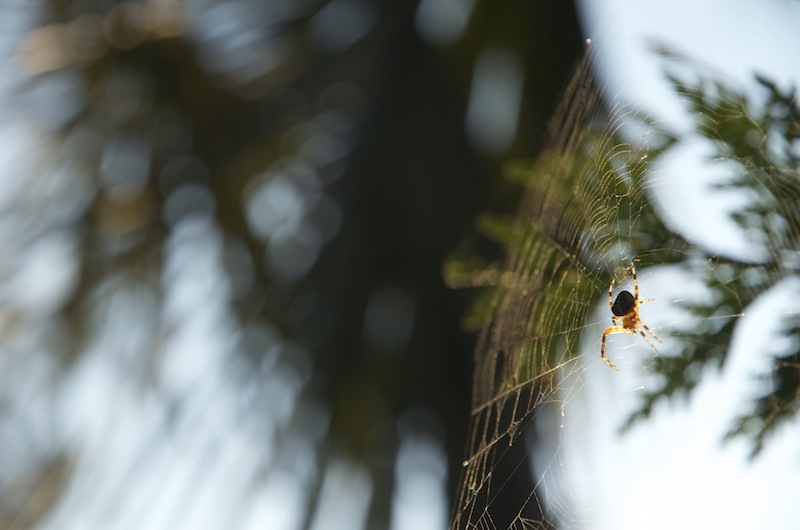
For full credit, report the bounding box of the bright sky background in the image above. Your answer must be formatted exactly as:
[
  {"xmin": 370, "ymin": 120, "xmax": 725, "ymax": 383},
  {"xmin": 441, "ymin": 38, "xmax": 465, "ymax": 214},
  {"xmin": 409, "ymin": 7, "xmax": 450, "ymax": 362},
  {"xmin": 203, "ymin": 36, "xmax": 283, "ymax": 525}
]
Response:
[{"xmin": 561, "ymin": 1, "xmax": 800, "ymax": 528}]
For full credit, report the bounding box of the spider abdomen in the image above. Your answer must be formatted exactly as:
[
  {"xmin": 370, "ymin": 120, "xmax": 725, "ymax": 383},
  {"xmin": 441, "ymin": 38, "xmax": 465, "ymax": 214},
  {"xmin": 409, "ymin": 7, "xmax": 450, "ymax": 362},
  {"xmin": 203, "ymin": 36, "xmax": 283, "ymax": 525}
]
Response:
[{"xmin": 611, "ymin": 290, "xmax": 635, "ymax": 317}]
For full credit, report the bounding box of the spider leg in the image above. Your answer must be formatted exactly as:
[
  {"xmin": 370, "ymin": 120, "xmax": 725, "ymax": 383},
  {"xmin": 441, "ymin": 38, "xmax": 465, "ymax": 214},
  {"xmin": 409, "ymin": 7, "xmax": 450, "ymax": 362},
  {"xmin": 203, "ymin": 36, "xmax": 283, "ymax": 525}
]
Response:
[
  {"xmin": 630, "ymin": 263, "xmax": 658, "ymax": 308},
  {"xmin": 640, "ymin": 320, "xmax": 663, "ymax": 344},
  {"xmin": 608, "ymin": 278, "xmax": 615, "ymax": 310},
  {"xmin": 637, "ymin": 326, "xmax": 661, "ymax": 354},
  {"xmin": 601, "ymin": 326, "xmax": 626, "ymax": 371},
  {"xmin": 631, "ymin": 262, "xmax": 661, "ymax": 349}
]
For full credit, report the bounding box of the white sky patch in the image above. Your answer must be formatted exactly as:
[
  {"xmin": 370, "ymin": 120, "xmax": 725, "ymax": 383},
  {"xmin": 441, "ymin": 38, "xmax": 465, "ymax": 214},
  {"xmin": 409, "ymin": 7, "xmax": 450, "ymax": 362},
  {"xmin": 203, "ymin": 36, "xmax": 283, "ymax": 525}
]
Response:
[
  {"xmin": 308, "ymin": 458, "xmax": 373, "ymax": 530},
  {"xmin": 362, "ymin": 285, "xmax": 416, "ymax": 356},
  {"xmin": 309, "ymin": 0, "xmax": 377, "ymax": 53},
  {"xmin": 465, "ymin": 46, "xmax": 525, "ymax": 155},
  {"xmin": 579, "ymin": 0, "xmax": 800, "ymax": 132},
  {"xmin": 415, "ymin": 0, "xmax": 477, "ymax": 46},
  {"xmin": 7, "ymin": 232, "xmax": 78, "ymax": 317},
  {"xmin": 247, "ymin": 471, "xmax": 309, "ymax": 530},
  {"xmin": 390, "ymin": 433, "xmax": 449, "ymax": 530},
  {"xmin": 650, "ymin": 134, "xmax": 768, "ymax": 262}
]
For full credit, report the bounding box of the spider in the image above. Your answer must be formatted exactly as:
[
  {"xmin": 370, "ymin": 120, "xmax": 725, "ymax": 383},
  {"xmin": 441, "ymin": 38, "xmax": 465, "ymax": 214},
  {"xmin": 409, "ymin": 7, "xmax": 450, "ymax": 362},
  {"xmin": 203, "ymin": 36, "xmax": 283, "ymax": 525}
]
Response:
[{"xmin": 601, "ymin": 262, "xmax": 662, "ymax": 370}]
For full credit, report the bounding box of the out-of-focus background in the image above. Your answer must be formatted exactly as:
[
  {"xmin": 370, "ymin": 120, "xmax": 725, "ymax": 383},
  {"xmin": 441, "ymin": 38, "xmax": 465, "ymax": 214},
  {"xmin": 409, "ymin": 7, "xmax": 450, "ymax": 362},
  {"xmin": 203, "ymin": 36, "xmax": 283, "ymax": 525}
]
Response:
[
  {"xmin": 0, "ymin": 1, "xmax": 583, "ymax": 529},
  {"xmin": 7, "ymin": 0, "xmax": 800, "ymax": 528}
]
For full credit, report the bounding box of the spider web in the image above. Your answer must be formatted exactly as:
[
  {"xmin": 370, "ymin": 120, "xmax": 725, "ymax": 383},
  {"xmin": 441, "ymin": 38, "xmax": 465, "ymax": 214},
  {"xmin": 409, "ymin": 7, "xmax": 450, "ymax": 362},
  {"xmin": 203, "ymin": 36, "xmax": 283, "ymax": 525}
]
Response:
[
  {"xmin": 447, "ymin": 32, "xmax": 800, "ymax": 530},
  {"xmin": 449, "ymin": 46, "xmax": 659, "ymax": 530}
]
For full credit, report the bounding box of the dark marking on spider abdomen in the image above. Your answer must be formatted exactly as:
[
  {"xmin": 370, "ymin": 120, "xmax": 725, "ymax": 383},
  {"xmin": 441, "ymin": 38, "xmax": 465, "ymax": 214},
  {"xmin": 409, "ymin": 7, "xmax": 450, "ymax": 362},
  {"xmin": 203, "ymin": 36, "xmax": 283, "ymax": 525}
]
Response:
[{"xmin": 612, "ymin": 291, "xmax": 635, "ymax": 316}]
